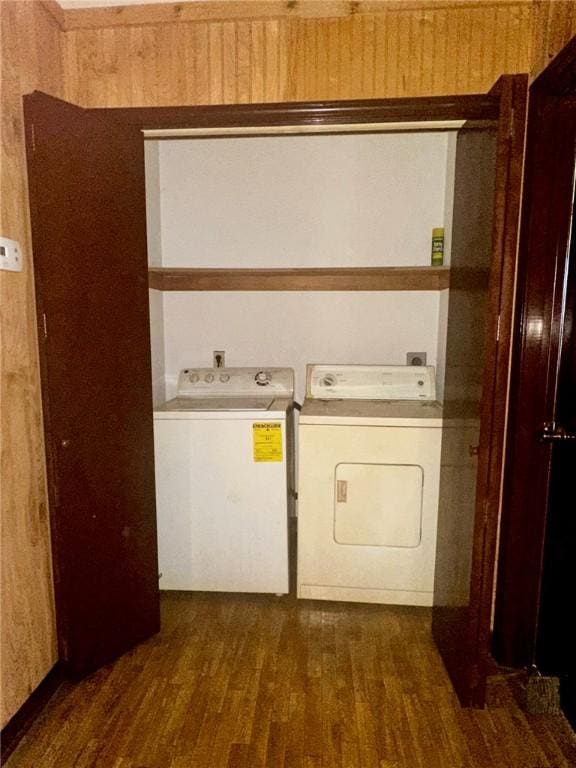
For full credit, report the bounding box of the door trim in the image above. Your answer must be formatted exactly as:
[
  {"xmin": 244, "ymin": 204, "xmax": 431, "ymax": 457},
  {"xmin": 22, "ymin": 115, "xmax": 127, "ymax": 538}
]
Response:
[
  {"xmin": 466, "ymin": 74, "xmax": 528, "ymax": 705},
  {"xmin": 431, "ymin": 75, "xmax": 528, "ymax": 707},
  {"xmin": 89, "ymin": 94, "xmax": 499, "ymax": 130}
]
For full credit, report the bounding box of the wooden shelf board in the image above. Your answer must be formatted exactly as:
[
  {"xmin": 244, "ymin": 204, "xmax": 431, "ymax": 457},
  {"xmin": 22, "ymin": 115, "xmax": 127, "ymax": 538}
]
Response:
[{"xmin": 148, "ymin": 266, "xmax": 450, "ymax": 291}]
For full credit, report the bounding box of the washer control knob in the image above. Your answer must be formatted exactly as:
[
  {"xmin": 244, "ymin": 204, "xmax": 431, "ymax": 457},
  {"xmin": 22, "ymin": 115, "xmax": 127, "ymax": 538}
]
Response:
[
  {"xmin": 189, "ymin": 373, "xmax": 200, "ymax": 383},
  {"xmin": 219, "ymin": 374, "xmax": 230, "ymax": 383},
  {"xmin": 321, "ymin": 374, "xmax": 337, "ymax": 387},
  {"xmin": 204, "ymin": 373, "xmax": 215, "ymax": 383},
  {"xmin": 255, "ymin": 370, "xmax": 272, "ymax": 386}
]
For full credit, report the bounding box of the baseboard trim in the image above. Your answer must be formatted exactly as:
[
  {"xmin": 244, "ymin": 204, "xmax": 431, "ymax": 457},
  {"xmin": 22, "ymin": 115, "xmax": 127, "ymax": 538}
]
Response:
[{"xmin": 1, "ymin": 664, "xmax": 63, "ymax": 762}]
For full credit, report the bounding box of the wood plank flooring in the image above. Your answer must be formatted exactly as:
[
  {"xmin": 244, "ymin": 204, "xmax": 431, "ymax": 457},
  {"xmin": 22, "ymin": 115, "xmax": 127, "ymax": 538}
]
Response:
[{"xmin": 5, "ymin": 591, "xmax": 576, "ymax": 768}]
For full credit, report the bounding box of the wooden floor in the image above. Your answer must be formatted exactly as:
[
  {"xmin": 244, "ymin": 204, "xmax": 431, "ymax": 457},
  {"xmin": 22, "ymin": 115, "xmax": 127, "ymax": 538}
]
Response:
[{"xmin": 6, "ymin": 591, "xmax": 576, "ymax": 768}]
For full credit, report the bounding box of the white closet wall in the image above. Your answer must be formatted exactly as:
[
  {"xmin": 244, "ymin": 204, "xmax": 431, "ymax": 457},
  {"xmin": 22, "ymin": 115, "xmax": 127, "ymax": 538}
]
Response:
[
  {"xmin": 146, "ymin": 131, "xmax": 456, "ymax": 402},
  {"xmin": 146, "ymin": 141, "xmax": 166, "ymax": 405},
  {"xmin": 158, "ymin": 133, "xmax": 451, "ymax": 269},
  {"xmin": 435, "ymin": 135, "xmax": 457, "ymax": 399},
  {"xmin": 149, "ymin": 290, "xmax": 166, "ymax": 405},
  {"xmin": 162, "ymin": 291, "xmax": 441, "ymax": 402}
]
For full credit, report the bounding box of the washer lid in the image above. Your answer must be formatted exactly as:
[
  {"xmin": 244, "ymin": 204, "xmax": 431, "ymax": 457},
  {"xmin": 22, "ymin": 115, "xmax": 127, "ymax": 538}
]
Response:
[
  {"xmin": 156, "ymin": 397, "xmax": 274, "ymax": 412},
  {"xmin": 307, "ymin": 364, "xmax": 436, "ymax": 401}
]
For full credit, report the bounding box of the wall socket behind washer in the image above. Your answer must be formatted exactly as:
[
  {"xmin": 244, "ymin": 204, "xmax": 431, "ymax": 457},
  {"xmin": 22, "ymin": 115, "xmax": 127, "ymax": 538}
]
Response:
[{"xmin": 407, "ymin": 352, "xmax": 427, "ymax": 366}]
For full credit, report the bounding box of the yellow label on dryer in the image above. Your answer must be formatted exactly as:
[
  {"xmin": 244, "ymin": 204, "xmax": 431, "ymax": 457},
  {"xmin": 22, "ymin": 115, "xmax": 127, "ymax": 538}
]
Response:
[{"xmin": 253, "ymin": 423, "xmax": 283, "ymax": 462}]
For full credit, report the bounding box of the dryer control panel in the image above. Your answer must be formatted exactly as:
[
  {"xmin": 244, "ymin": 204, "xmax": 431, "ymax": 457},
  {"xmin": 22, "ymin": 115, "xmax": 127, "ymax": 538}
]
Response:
[{"xmin": 307, "ymin": 364, "xmax": 436, "ymax": 401}]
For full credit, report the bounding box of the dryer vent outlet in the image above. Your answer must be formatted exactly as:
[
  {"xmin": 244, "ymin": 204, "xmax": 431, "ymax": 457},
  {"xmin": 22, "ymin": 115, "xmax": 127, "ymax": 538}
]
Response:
[{"xmin": 407, "ymin": 352, "xmax": 427, "ymax": 366}]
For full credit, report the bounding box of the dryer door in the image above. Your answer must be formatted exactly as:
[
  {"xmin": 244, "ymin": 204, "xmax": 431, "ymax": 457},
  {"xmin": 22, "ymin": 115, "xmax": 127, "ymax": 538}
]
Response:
[
  {"xmin": 334, "ymin": 463, "xmax": 423, "ymax": 548},
  {"xmin": 297, "ymin": 424, "xmax": 441, "ymax": 606}
]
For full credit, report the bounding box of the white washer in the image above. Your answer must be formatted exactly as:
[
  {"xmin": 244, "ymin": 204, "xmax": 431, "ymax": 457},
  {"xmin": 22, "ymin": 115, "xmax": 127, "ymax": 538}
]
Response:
[
  {"xmin": 297, "ymin": 364, "xmax": 442, "ymax": 606},
  {"xmin": 154, "ymin": 367, "xmax": 294, "ymax": 594}
]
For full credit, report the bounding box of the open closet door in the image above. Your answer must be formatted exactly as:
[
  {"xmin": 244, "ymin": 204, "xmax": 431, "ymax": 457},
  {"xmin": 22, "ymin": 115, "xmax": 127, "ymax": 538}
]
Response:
[
  {"xmin": 24, "ymin": 91, "xmax": 160, "ymax": 676},
  {"xmin": 432, "ymin": 75, "xmax": 527, "ymax": 707}
]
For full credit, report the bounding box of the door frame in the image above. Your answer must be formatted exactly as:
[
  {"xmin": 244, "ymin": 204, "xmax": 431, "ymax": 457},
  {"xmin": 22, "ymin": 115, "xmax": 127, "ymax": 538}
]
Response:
[
  {"xmin": 493, "ymin": 38, "xmax": 576, "ymax": 669},
  {"xmin": 91, "ymin": 92, "xmax": 499, "ymax": 129},
  {"xmin": 429, "ymin": 75, "xmax": 527, "ymax": 707}
]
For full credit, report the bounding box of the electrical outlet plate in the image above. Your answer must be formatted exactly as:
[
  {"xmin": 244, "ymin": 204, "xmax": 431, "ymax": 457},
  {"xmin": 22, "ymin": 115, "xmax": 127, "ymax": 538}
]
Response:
[
  {"xmin": 407, "ymin": 352, "xmax": 427, "ymax": 366},
  {"xmin": 213, "ymin": 350, "xmax": 225, "ymax": 368},
  {"xmin": 0, "ymin": 237, "xmax": 23, "ymax": 272}
]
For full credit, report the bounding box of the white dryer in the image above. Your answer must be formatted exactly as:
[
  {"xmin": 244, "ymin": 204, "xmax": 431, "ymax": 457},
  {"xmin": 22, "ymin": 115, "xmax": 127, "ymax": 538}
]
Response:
[
  {"xmin": 297, "ymin": 364, "xmax": 442, "ymax": 606},
  {"xmin": 154, "ymin": 367, "xmax": 294, "ymax": 594}
]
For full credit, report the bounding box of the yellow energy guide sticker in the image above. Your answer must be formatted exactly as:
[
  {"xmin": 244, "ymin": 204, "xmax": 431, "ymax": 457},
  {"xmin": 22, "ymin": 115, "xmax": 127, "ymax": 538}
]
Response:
[{"xmin": 253, "ymin": 423, "xmax": 283, "ymax": 462}]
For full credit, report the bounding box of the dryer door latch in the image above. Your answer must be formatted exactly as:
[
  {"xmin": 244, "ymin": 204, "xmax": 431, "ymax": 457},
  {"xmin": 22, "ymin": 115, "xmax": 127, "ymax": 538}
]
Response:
[{"xmin": 336, "ymin": 480, "xmax": 348, "ymax": 503}]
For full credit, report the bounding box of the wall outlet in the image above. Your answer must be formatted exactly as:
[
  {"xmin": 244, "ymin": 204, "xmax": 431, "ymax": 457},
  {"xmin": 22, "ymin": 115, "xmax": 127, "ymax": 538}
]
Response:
[
  {"xmin": 213, "ymin": 350, "xmax": 225, "ymax": 368},
  {"xmin": 0, "ymin": 237, "xmax": 23, "ymax": 272},
  {"xmin": 407, "ymin": 352, "xmax": 427, "ymax": 366}
]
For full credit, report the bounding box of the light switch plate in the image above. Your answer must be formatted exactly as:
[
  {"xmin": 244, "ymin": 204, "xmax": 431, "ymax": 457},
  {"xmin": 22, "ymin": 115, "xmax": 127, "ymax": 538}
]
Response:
[{"xmin": 0, "ymin": 237, "xmax": 23, "ymax": 272}]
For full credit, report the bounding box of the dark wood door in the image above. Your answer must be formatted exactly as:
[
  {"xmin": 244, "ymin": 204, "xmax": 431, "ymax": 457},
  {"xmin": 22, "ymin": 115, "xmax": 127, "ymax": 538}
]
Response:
[
  {"xmin": 538, "ymin": 185, "xmax": 576, "ymax": 725},
  {"xmin": 493, "ymin": 38, "xmax": 576, "ymax": 725},
  {"xmin": 432, "ymin": 76, "xmax": 527, "ymax": 707},
  {"xmin": 24, "ymin": 91, "xmax": 160, "ymax": 676}
]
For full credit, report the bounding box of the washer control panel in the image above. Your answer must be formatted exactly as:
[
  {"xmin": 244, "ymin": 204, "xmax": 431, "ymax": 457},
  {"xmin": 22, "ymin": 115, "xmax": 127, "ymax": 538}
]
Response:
[
  {"xmin": 307, "ymin": 364, "xmax": 436, "ymax": 401},
  {"xmin": 177, "ymin": 367, "xmax": 294, "ymax": 398}
]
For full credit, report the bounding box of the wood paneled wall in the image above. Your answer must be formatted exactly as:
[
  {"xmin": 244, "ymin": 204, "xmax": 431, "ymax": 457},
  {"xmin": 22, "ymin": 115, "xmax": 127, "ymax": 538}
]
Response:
[
  {"xmin": 1, "ymin": 0, "xmax": 574, "ymax": 731},
  {"xmin": 0, "ymin": 0, "xmax": 63, "ymax": 728},
  {"xmin": 287, "ymin": 5, "xmax": 532, "ymax": 102},
  {"xmin": 531, "ymin": 0, "xmax": 576, "ymax": 77},
  {"xmin": 62, "ymin": 1, "xmax": 535, "ymax": 107}
]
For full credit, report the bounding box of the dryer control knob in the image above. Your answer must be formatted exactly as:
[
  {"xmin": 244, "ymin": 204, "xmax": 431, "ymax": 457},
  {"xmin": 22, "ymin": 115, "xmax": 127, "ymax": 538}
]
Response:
[
  {"xmin": 321, "ymin": 374, "xmax": 337, "ymax": 387},
  {"xmin": 255, "ymin": 370, "xmax": 272, "ymax": 386},
  {"xmin": 204, "ymin": 373, "xmax": 215, "ymax": 383},
  {"xmin": 189, "ymin": 373, "xmax": 200, "ymax": 383},
  {"xmin": 219, "ymin": 374, "xmax": 230, "ymax": 383}
]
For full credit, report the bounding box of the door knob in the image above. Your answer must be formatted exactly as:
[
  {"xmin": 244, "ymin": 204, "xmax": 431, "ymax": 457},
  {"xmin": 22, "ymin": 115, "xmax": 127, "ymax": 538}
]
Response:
[
  {"xmin": 540, "ymin": 422, "xmax": 576, "ymax": 443},
  {"xmin": 60, "ymin": 438, "xmax": 71, "ymax": 448}
]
